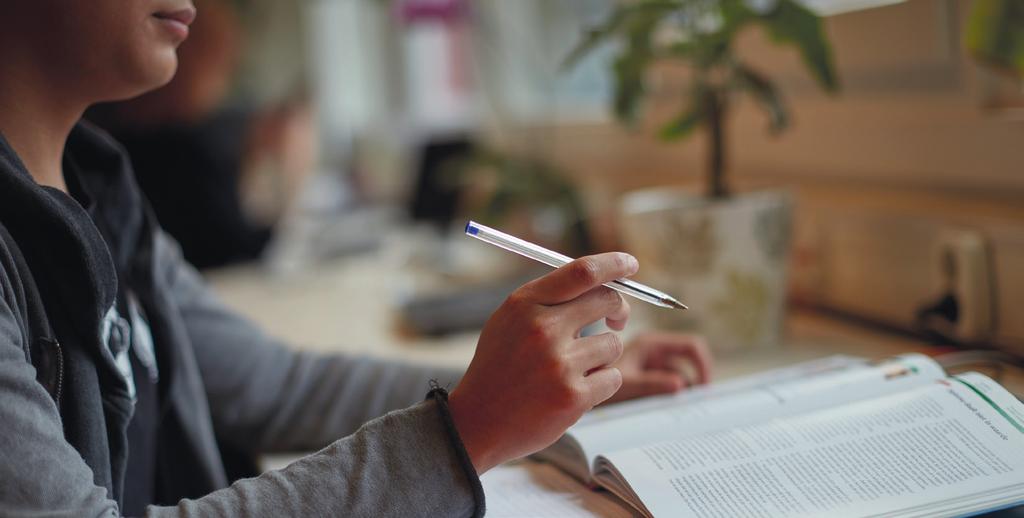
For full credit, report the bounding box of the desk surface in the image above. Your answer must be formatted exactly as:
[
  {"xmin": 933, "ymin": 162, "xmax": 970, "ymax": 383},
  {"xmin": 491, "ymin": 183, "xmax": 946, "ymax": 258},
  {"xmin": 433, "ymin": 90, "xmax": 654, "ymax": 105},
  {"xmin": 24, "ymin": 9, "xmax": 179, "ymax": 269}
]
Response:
[{"xmin": 206, "ymin": 250, "xmax": 934, "ymax": 374}]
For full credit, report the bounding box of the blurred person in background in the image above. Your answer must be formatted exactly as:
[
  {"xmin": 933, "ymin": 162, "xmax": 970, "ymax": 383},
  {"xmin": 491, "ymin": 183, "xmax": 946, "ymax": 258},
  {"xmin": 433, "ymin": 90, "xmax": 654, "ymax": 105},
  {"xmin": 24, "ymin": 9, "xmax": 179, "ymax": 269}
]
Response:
[
  {"xmin": 0, "ymin": 0, "xmax": 712, "ymax": 516},
  {"xmin": 89, "ymin": 0, "xmax": 315, "ymax": 270}
]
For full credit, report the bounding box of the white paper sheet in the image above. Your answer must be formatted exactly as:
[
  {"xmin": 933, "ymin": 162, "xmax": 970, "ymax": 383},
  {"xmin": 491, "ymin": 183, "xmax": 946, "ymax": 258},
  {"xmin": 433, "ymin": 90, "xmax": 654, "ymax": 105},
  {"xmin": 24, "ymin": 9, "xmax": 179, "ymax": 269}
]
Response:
[{"xmin": 482, "ymin": 462, "xmax": 637, "ymax": 517}]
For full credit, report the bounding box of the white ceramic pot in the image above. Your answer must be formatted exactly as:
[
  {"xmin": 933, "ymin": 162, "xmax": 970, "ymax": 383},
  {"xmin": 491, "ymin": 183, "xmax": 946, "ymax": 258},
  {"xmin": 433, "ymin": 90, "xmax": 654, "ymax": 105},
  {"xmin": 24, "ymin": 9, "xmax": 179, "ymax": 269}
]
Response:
[{"xmin": 619, "ymin": 188, "xmax": 794, "ymax": 353}]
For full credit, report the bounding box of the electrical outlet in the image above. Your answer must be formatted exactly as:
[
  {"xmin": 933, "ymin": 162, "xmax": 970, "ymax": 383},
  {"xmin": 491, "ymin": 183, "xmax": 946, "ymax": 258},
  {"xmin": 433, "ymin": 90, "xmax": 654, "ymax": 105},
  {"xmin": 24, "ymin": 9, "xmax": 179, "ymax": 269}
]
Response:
[
  {"xmin": 798, "ymin": 210, "xmax": 1001, "ymax": 345},
  {"xmin": 928, "ymin": 230, "xmax": 994, "ymax": 343},
  {"xmin": 788, "ymin": 186, "xmax": 1022, "ymax": 352}
]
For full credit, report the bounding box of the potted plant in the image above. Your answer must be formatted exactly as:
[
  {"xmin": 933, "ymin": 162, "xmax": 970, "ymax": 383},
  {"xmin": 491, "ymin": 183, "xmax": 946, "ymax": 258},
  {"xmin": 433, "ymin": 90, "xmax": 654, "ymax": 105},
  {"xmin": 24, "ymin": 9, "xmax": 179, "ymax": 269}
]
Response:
[{"xmin": 565, "ymin": 0, "xmax": 838, "ymax": 351}]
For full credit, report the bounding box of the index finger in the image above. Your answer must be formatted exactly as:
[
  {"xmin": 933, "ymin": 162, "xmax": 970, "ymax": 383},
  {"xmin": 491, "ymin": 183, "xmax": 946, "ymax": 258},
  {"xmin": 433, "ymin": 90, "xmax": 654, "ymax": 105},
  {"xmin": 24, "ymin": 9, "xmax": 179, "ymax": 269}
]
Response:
[{"xmin": 522, "ymin": 252, "xmax": 639, "ymax": 306}]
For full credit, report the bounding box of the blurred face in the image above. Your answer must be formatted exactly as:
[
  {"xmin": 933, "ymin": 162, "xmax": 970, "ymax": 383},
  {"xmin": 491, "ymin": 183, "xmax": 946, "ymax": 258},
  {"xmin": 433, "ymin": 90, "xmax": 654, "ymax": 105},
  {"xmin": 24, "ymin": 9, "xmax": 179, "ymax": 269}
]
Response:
[{"xmin": 7, "ymin": 0, "xmax": 196, "ymax": 104}]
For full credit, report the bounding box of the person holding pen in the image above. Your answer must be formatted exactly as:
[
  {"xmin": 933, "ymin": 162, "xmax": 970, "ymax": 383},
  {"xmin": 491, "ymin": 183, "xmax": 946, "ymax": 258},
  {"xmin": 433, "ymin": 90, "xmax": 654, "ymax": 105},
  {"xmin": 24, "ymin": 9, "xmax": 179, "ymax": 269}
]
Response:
[{"xmin": 0, "ymin": 1, "xmax": 712, "ymax": 517}]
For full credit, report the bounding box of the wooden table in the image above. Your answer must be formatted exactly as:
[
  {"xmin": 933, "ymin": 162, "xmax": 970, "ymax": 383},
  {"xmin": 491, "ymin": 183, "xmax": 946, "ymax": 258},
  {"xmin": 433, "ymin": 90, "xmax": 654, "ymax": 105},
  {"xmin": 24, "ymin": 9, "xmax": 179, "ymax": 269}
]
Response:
[{"xmin": 206, "ymin": 249, "xmax": 936, "ymax": 375}]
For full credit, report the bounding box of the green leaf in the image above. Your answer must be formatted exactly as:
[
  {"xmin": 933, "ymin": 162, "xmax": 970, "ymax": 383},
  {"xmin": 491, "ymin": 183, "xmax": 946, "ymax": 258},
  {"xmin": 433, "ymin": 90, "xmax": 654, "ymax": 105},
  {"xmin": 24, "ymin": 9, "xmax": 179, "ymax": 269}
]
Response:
[
  {"xmin": 609, "ymin": 6, "xmax": 668, "ymax": 123},
  {"xmin": 562, "ymin": 27, "xmax": 616, "ymax": 72},
  {"xmin": 757, "ymin": 0, "xmax": 839, "ymax": 92},
  {"xmin": 612, "ymin": 52, "xmax": 648, "ymax": 123},
  {"xmin": 659, "ymin": 85, "xmax": 707, "ymax": 140},
  {"xmin": 718, "ymin": 0, "xmax": 760, "ymax": 34},
  {"xmin": 659, "ymin": 107, "xmax": 703, "ymax": 140},
  {"xmin": 561, "ymin": 1, "xmax": 682, "ymax": 71},
  {"xmin": 734, "ymin": 64, "xmax": 788, "ymax": 133},
  {"xmin": 669, "ymin": 1, "xmax": 752, "ymax": 69},
  {"xmin": 965, "ymin": 0, "xmax": 1024, "ymax": 76},
  {"xmin": 660, "ymin": 39, "xmax": 700, "ymax": 59}
]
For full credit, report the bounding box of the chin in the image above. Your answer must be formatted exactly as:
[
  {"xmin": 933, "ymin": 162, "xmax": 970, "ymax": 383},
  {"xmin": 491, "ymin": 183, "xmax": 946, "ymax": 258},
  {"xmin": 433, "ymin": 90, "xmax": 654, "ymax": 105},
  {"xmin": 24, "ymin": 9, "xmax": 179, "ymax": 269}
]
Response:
[
  {"xmin": 102, "ymin": 50, "xmax": 179, "ymax": 102},
  {"xmin": 149, "ymin": 50, "xmax": 181, "ymax": 89}
]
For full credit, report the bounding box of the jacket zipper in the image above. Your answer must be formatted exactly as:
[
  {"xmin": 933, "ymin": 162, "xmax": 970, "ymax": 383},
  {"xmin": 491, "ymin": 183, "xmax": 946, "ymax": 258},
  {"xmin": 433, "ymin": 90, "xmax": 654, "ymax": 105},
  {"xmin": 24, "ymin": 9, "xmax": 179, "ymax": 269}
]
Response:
[{"xmin": 52, "ymin": 339, "xmax": 64, "ymax": 407}]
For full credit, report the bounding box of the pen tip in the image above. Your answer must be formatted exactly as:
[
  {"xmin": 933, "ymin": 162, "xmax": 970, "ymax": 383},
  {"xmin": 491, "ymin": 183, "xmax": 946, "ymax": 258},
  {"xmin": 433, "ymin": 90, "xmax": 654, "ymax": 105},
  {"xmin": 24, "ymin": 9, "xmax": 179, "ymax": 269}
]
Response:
[{"xmin": 669, "ymin": 299, "xmax": 688, "ymax": 310}]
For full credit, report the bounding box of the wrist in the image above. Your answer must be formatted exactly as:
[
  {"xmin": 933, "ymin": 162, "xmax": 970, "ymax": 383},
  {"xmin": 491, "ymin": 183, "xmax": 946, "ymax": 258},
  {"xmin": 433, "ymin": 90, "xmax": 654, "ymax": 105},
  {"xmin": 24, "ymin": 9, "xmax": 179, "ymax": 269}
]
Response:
[
  {"xmin": 424, "ymin": 386, "xmax": 487, "ymax": 518},
  {"xmin": 448, "ymin": 388, "xmax": 500, "ymax": 474}
]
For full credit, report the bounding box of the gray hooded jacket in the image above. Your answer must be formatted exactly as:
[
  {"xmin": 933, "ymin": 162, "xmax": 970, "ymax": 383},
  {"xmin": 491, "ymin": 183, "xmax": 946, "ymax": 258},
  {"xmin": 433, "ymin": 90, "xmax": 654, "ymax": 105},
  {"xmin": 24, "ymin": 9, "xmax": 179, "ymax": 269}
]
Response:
[{"xmin": 0, "ymin": 123, "xmax": 483, "ymax": 517}]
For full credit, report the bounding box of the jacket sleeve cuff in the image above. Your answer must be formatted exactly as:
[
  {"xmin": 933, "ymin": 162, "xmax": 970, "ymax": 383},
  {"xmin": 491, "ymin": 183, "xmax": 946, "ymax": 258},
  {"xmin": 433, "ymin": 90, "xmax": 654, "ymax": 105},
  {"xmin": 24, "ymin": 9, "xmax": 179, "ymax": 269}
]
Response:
[
  {"xmin": 149, "ymin": 395, "xmax": 487, "ymax": 517},
  {"xmin": 426, "ymin": 382, "xmax": 485, "ymax": 518}
]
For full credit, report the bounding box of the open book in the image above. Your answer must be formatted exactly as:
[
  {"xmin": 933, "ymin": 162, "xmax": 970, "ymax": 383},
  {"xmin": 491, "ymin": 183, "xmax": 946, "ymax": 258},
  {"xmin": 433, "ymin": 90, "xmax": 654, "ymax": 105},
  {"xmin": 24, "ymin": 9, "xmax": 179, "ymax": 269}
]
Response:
[{"xmin": 536, "ymin": 354, "xmax": 1024, "ymax": 517}]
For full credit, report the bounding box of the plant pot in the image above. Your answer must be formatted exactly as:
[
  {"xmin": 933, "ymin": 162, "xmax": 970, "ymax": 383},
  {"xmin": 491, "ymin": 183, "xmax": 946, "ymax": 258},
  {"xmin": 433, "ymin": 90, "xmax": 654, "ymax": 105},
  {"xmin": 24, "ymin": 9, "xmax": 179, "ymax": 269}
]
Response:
[{"xmin": 619, "ymin": 188, "xmax": 794, "ymax": 353}]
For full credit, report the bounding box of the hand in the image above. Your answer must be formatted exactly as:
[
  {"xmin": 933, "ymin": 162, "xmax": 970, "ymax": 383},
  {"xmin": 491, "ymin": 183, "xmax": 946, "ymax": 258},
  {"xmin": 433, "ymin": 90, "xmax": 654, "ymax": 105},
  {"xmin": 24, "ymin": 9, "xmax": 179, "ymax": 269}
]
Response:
[
  {"xmin": 603, "ymin": 332, "xmax": 712, "ymax": 406},
  {"xmin": 448, "ymin": 252, "xmax": 638, "ymax": 474}
]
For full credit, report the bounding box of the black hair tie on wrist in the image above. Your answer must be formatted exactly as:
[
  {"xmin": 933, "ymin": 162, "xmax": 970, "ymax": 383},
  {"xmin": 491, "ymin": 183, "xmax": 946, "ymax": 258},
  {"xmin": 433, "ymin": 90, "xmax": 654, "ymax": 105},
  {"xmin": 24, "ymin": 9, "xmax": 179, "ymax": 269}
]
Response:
[{"xmin": 426, "ymin": 381, "xmax": 485, "ymax": 518}]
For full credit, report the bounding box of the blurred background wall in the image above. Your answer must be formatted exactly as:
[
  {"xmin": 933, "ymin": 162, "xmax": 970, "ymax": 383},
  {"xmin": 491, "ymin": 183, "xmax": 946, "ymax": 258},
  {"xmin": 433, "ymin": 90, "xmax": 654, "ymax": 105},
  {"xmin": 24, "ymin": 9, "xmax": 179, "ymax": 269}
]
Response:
[{"xmin": 187, "ymin": 0, "xmax": 1022, "ymax": 353}]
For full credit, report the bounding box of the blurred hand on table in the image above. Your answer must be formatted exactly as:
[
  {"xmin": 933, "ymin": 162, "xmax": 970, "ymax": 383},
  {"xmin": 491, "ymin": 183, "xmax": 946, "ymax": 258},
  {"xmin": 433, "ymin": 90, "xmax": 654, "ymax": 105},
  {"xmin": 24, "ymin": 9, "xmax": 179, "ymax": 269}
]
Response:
[{"xmin": 604, "ymin": 332, "xmax": 712, "ymax": 405}]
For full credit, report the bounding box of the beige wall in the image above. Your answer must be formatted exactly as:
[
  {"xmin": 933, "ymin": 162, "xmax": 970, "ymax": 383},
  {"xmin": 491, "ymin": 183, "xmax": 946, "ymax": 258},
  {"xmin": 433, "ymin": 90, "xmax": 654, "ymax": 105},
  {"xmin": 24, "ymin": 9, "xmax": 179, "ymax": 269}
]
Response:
[{"xmin": 502, "ymin": 0, "xmax": 1021, "ymax": 195}]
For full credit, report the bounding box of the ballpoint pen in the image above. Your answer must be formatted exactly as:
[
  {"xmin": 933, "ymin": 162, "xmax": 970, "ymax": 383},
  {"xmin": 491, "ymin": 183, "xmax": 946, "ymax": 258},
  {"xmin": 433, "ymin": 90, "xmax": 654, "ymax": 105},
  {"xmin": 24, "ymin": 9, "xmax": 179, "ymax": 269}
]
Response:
[{"xmin": 464, "ymin": 220, "xmax": 688, "ymax": 310}]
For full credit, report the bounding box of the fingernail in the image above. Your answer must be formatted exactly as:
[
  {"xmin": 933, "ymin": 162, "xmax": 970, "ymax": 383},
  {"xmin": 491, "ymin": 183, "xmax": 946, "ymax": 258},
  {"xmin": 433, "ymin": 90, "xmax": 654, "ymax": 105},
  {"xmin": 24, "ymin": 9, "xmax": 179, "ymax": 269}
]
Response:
[{"xmin": 623, "ymin": 254, "xmax": 639, "ymax": 274}]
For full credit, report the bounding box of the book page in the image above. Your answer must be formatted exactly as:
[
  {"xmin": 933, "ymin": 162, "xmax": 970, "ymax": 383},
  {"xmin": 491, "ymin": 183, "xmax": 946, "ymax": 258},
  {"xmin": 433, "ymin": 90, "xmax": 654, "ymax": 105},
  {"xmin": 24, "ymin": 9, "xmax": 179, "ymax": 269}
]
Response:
[
  {"xmin": 481, "ymin": 462, "xmax": 637, "ymax": 518},
  {"xmin": 577, "ymin": 355, "xmax": 866, "ymax": 427},
  {"xmin": 538, "ymin": 355, "xmax": 866, "ymax": 482},
  {"xmin": 568, "ymin": 354, "xmax": 942, "ymax": 475},
  {"xmin": 599, "ymin": 372, "xmax": 1024, "ymax": 518}
]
